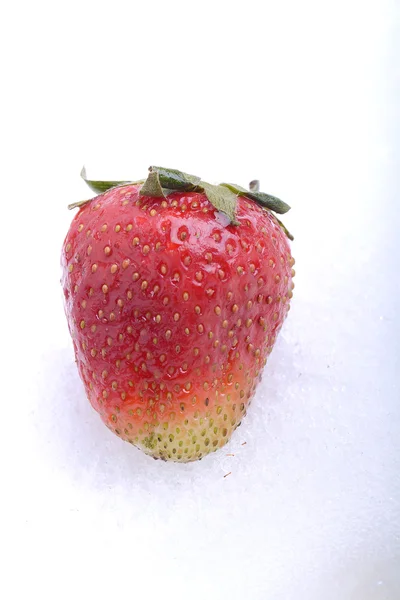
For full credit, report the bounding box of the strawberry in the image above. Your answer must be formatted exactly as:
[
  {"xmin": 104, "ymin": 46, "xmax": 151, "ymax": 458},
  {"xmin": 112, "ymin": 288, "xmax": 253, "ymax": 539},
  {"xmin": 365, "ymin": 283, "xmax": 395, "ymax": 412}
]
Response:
[{"xmin": 62, "ymin": 166, "xmax": 295, "ymax": 461}]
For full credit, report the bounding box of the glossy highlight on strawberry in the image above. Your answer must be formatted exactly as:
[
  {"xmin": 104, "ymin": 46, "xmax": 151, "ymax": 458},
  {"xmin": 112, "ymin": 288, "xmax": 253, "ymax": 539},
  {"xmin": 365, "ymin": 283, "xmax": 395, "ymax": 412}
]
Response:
[{"xmin": 61, "ymin": 167, "xmax": 295, "ymax": 462}]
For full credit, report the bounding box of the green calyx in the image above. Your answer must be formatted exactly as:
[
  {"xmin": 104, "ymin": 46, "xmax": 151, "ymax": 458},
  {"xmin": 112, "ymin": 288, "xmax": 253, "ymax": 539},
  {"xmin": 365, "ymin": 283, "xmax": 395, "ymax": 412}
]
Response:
[
  {"xmin": 68, "ymin": 167, "xmax": 143, "ymax": 209},
  {"xmin": 219, "ymin": 182, "xmax": 291, "ymax": 215},
  {"xmin": 73, "ymin": 165, "xmax": 293, "ymax": 240},
  {"xmin": 79, "ymin": 166, "xmax": 139, "ymax": 194}
]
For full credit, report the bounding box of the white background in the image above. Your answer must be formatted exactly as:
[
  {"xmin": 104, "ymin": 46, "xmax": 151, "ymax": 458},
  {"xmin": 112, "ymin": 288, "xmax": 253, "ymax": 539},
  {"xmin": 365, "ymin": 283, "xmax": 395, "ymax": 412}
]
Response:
[{"xmin": 1, "ymin": 1, "xmax": 399, "ymax": 599}]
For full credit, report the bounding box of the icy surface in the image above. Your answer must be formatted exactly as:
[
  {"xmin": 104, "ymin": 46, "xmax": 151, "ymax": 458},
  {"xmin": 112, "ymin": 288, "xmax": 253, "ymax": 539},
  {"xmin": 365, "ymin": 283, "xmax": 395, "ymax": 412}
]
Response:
[{"xmin": 2, "ymin": 1, "xmax": 399, "ymax": 599}]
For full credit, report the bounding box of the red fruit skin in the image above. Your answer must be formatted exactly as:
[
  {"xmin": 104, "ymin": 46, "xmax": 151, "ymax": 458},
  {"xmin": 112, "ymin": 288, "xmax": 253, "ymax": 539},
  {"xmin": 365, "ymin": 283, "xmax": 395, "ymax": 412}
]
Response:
[{"xmin": 61, "ymin": 184, "xmax": 294, "ymax": 461}]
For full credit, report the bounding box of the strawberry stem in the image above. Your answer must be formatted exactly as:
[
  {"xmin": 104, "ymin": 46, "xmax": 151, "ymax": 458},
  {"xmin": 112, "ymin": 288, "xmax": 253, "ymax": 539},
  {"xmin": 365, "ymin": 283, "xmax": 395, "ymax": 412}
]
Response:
[{"xmin": 249, "ymin": 180, "xmax": 260, "ymax": 192}]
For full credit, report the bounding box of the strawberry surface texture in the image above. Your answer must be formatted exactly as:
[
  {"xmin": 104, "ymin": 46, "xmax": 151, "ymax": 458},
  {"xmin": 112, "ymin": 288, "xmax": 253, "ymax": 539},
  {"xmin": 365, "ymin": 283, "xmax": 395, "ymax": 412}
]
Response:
[{"xmin": 61, "ymin": 167, "xmax": 295, "ymax": 461}]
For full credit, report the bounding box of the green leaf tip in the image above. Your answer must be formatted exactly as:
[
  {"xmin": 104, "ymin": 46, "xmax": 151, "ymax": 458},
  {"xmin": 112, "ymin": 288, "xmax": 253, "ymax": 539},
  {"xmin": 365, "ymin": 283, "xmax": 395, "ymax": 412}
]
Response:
[
  {"xmin": 245, "ymin": 191, "xmax": 291, "ymax": 214},
  {"xmin": 274, "ymin": 216, "xmax": 294, "ymax": 241},
  {"xmin": 201, "ymin": 182, "xmax": 239, "ymax": 226},
  {"xmin": 80, "ymin": 166, "xmax": 140, "ymax": 195},
  {"xmin": 68, "ymin": 199, "xmax": 92, "ymax": 210},
  {"xmin": 220, "ymin": 182, "xmax": 290, "ymax": 214},
  {"xmin": 140, "ymin": 170, "xmax": 165, "ymax": 198},
  {"xmin": 149, "ymin": 166, "xmax": 201, "ymax": 191}
]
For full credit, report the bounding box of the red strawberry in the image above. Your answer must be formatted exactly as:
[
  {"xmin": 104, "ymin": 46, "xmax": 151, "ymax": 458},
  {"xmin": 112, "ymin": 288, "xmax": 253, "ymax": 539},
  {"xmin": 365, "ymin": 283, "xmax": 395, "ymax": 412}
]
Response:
[{"xmin": 61, "ymin": 167, "xmax": 295, "ymax": 461}]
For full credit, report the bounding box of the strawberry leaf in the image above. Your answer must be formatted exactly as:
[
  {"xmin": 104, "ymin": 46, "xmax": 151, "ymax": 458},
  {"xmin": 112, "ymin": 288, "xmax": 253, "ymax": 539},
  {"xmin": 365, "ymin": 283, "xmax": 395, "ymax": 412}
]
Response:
[
  {"xmin": 201, "ymin": 183, "xmax": 239, "ymax": 225},
  {"xmin": 68, "ymin": 199, "xmax": 92, "ymax": 210},
  {"xmin": 274, "ymin": 216, "xmax": 294, "ymax": 240},
  {"xmin": 150, "ymin": 166, "xmax": 201, "ymax": 191},
  {"xmin": 80, "ymin": 167, "xmax": 139, "ymax": 194},
  {"xmin": 220, "ymin": 182, "xmax": 249, "ymax": 195},
  {"xmin": 140, "ymin": 170, "xmax": 165, "ymax": 198},
  {"xmin": 220, "ymin": 182, "xmax": 291, "ymax": 215},
  {"xmin": 245, "ymin": 191, "xmax": 291, "ymax": 214}
]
